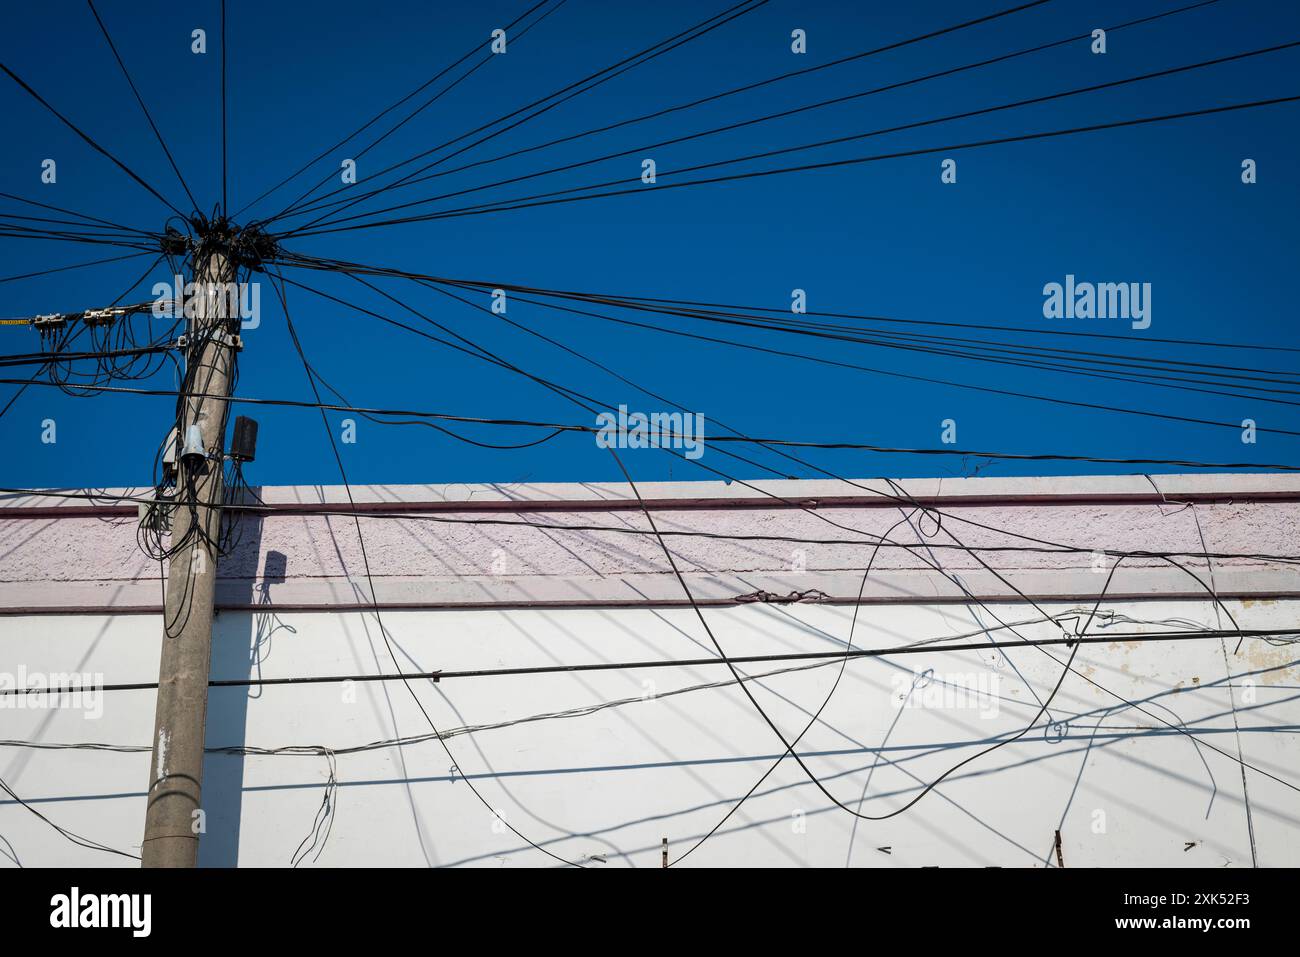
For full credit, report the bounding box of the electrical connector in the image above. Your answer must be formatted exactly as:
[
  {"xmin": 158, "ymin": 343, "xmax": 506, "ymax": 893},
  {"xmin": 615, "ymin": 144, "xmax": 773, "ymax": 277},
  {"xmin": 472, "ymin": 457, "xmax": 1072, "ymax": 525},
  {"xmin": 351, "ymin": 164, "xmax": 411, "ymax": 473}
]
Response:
[{"xmin": 82, "ymin": 308, "xmax": 125, "ymax": 327}]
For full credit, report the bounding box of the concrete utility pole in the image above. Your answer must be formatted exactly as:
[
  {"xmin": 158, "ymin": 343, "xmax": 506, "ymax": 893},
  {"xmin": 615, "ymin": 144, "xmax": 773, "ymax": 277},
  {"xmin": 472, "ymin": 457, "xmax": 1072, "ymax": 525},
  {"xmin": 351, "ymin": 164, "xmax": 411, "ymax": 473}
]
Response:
[{"xmin": 141, "ymin": 243, "xmax": 238, "ymax": 867}]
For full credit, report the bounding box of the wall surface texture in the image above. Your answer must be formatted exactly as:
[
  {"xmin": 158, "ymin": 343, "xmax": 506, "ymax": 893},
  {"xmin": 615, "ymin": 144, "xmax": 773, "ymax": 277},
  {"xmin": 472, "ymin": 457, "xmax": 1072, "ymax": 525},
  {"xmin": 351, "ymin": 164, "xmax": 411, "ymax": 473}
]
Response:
[{"xmin": 1, "ymin": 474, "xmax": 1298, "ymax": 867}]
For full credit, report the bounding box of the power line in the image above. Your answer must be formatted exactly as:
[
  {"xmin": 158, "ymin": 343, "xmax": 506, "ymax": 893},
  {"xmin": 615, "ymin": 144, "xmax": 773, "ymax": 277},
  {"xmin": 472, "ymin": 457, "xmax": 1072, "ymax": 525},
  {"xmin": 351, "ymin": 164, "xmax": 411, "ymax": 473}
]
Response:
[
  {"xmin": 287, "ymin": 94, "xmax": 1300, "ymax": 235},
  {"xmin": 310, "ymin": 260, "xmax": 1299, "ymax": 854},
  {"xmin": 0, "ymin": 250, "xmax": 152, "ymax": 285},
  {"xmin": 274, "ymin": 0, "xmax": 769, "ymax": 230},
  {"xmin": 266, "ymin": 0, "xmax": 574, "ymax": 223},
  {"xmin": 0, "ymin": 60, "xmax": 185, "ymax": 217},
  {"xmin": 306, "ymin": 260, "xmax": 1300, "ymax": 396},
  {"xmin": 0, "ymin": 190, "xmax": 156, "ymax": 236},
  {"xmin": 268, "ymin": 269, "xmax": 588, "ymax": 867},
  {"xmin": 234, "ymin": 0, "xmax": 556, "ymax": 219},
  {"xmin": 270, "ymin": 259, "xmax": 1300, "ymax": 439},
  {"xmin": 4, "ymin": 628, "xmax": 1288, "ymax": 697},
  {"xmin": 297, "ymin": 33, "xmax": 1298, "ymax": 233},
  {"xmin": 278, "ymin": 0, "xmax": 1055, "ymax": 227},
  {"xmin": 281, "ymin": 250, "xmax": 1300, "ymax": 355},
  {"xmin": 221, "ymin": 0, "xmax": 229, "ymax": 214},
  {"xmin": 0, "ymin": 345, "xmax": 171, "ymax": 368},
  {"xmin": 86, "ymin": 0, "xmax": 199, "ymax": 213},
  {"xmin": 314, "ymin": 0, "xmax": 1221, "ymax": 222},
  {"xmin": 277, "ymin": 244, "xmax": 1294, "ymax": 853}
]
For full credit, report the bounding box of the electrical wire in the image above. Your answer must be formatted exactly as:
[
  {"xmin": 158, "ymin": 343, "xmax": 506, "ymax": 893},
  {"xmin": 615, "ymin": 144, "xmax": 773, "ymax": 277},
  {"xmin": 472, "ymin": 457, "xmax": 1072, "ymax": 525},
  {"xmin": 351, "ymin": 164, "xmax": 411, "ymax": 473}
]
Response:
[
  {"xmin": 278, "ymin": 0, "xmax": 1057, "ymax": 228},
  {"xmin": 298, "ymin": 0, "xmax": 1220, "ymax": 224},
  {"xmin": 293, "ymin": 36, "xmax": 1300, "ymax": 233},
  {"xmin": 3, "ymin": 627, "xmax": 1288, "ymax": 697},
  {"xmin": 266, "ymin": 267, "xmax": 590, "ymax": 867},
  {"xmin": 0, "ymin": 60, "xmax": 185, "ymax": 217},
  {"xmin": 285, "ymin": 94, "xmax": 1300, "ymax": 236},
  {"xmin": 265, "ymin": 0, "xmax": 573, "ymax": 222},
  {"xmin": 269, "ymin": 0, "xmax": 771, "ymax": 229},
  {"xmin": 86, "ymin": 0, "xmax": 199, "ymax": 212},
  {"xmin": 234, "ymin": 0, "xmax": 557, "ymax": 219}
]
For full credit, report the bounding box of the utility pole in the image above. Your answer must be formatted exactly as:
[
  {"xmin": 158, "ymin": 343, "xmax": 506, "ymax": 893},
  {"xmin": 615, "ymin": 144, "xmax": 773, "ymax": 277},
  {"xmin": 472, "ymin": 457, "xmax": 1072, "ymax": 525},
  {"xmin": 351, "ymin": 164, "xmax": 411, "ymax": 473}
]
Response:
[{"xmin": 141, "ymin": 239, "xmax": 239, "ymax": 867}]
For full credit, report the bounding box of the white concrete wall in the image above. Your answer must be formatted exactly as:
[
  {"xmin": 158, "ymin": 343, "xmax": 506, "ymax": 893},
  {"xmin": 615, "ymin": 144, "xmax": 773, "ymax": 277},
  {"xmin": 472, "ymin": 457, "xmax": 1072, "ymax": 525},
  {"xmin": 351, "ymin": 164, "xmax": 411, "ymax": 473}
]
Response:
[
  {"xmin": 2, "ymin": 597, "xmax": 1298, "ymax": 868},
  {"xmin": 2, "ymin": 474, "xmax": 1298, "ymax": 867}
]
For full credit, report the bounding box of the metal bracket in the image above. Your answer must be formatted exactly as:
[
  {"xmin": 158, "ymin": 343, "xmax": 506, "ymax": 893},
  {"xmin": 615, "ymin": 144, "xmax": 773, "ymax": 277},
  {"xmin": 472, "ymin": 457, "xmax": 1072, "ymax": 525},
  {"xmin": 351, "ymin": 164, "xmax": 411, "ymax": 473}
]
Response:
[{"xmin": 176, "ymin": 332, "xmax": 243, "ymax": 352}]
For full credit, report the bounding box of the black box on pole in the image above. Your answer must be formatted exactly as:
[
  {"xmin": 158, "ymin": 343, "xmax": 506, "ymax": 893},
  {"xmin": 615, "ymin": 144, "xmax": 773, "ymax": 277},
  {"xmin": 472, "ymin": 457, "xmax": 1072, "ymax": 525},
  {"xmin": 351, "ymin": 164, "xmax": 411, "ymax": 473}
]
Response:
[{"xmin": 230, "ymin": 415, "xmax": 259, "ymax": 463}]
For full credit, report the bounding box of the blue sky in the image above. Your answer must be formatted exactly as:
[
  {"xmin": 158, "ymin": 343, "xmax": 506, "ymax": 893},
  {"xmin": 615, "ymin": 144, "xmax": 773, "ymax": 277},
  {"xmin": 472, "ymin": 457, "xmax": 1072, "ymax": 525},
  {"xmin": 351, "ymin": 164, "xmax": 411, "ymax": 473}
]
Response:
[{"xmin": 2, "ymin": 0, "xmax": 1298, "ymax": 489}]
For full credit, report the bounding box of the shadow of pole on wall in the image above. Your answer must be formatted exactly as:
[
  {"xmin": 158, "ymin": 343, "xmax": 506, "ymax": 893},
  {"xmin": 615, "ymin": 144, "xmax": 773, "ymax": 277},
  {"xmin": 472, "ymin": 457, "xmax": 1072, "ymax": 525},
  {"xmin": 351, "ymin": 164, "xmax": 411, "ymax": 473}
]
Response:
[{"xmin": 197, "ymin": 492, "xmax": 288, "ymax": 866}]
